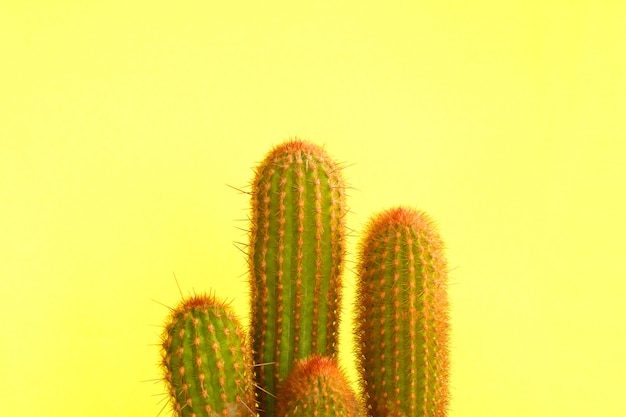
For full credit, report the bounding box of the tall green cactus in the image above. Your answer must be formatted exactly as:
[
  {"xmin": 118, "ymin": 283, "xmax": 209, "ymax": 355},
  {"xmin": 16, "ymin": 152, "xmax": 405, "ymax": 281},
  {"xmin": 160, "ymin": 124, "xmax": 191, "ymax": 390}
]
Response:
[
  {"xmin": 276, "ymin": 355, "xmax": 361, "ymax": 417},
  {"xmin": 355, "ymin": 207, "xmax": 450, "ymax": 417},
  {"xmin": 248, "ymin": 139, "xmax": 347, "ymax": 416},
  {"xmin": 160, "ymin": 294, "xmax": 255, "ymax": 417}
]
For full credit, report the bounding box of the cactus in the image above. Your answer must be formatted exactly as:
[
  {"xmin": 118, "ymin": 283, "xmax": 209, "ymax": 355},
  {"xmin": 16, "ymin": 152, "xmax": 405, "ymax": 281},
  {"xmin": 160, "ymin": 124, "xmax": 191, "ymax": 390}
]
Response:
[
  {"xmin": 160, "ymin": 293, "xmax": 255, "ymax": 417},
  {"xmin": 276, "ymin": 355, "xmax": 362, "ymax": 417},
  {"xmin": 248, "ymin": 139, "xmax": 347, "ymax": 416},
  {"xmin": 354, "ymin": 207, "xmax": 450, "ymax": 417},
  {"xmin": 155, "ymin": 141, "xmax": 455, "ymax": 417}
]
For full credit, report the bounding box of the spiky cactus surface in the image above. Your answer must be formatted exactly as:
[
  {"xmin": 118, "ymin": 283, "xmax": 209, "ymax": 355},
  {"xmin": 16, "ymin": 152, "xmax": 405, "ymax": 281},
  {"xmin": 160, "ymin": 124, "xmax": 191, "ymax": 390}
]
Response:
[
  {"xmin": 160, "ymin": 294, "xmax": 255, "ymax": 417},
  {"xmin": 248, "ymin": 139, "xmax": 347, "ymax": 416},
  {"xmin": 355, "ymin": 207, "xmax": 450, "ymax": 417},
  {"xmin": 276, "ymin": 355, "xmax": 361, "ymax": 417}
]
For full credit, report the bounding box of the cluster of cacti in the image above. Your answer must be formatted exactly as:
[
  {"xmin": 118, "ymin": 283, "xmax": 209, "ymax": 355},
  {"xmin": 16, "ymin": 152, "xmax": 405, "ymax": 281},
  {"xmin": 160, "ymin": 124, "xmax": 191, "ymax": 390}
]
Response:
[{"xmin": 159, "ymin": 139, "xmax": 450, "ymax": 417}]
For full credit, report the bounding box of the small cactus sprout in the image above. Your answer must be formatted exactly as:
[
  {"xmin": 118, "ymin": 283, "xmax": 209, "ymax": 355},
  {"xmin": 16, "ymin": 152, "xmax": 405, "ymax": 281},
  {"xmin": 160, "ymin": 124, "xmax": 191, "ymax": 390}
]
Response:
[
  {"xmin": 160, "ymin": 293, "xmax": 255, "ymax": 417},
  {"xmin": 248, "ymin": 139, "xmax": 347, "ymax": 416},
  {"xmin": 277, "ymin": 355, "xmax": 361, "ymax": 417},
  {"xmin": 355, "ymin": 207, "xmax": 450, "ymax": 417}
]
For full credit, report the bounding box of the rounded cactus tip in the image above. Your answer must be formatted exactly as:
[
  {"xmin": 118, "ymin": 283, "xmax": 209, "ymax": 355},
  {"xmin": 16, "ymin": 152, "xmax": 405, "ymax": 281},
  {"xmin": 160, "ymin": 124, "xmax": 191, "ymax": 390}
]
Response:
[
  {"xmin": 277, "ymin": 355, "xmax": 361, "ymax": 417},
  {"xmin": 372, "ymin": 206, "xmax": 437, "ymax": 228},
  {"xmin": 282, "ymin": 355, "xmax": 346, "ymax": 388},
  {"xmin": 175, "ymin": 292, "xmax": 222, "ymax": 308},
  {"xmin": 363, "ymin": 206, "xmax": 445, "ymax": 252},
  {"xmin": 260, "ymin": 138, "xmax": 331, "ymax": 167},
  {"xmin": 271, "ymin": 137, "xmax": 324, "ymax": 153}
]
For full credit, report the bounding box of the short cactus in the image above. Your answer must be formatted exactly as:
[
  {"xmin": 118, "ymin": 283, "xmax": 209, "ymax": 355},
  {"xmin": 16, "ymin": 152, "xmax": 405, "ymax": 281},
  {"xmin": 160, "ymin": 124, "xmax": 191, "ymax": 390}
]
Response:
[
  {"xmin": 355, "ymin": 207, "xmax": 450, "ymax": 417},
  {"xmin": 160, "ymin": 294, "xmax": 255, "ymax": 417},
  {"xmin": 248, "ymin": 139, "xmax": 347, "ymax": 416},
  {"xmin": 276, "ymin": 355, "xmax": 362, "ymax": 417}
]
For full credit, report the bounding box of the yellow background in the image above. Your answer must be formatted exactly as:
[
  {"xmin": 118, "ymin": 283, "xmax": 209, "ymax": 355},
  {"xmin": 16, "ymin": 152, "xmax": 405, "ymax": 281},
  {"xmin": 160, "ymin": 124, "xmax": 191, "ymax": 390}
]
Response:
[{"xmin": 1, "ymin": 1, "xmax": 625, "ymax": 416}]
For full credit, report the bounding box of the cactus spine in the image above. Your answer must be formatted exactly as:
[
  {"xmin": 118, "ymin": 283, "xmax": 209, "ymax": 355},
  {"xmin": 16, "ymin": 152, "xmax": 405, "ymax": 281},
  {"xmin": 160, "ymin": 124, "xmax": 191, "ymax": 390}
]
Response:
[
  {"xmin": 248, "ymin": 139, "xmax": 347, "ymax": 416},
  {"xmin": 160, "ymin": 294, "xmax": 255, "ymax": 417},
  {"xmin": 355, "ymin": 207, "xmax": 450, "ymax": 417},
  {"xmin": 276, "ymin": 355, "xmax": 361, "ymax": 417}
]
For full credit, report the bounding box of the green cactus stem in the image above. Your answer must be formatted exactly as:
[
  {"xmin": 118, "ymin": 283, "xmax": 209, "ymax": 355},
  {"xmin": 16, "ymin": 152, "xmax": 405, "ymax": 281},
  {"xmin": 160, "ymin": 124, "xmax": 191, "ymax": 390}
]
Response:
[
  {"xmin": 160, "ymin": 293, "xmax": 255, "ymax": 417},
  {"xmin": 276, "ymin": 355, "xmax": 362, "ymax": 417},
  {"xmin": 248, "ymin": 139, "xmax": 347, "ymax": 416},
  {"xmin": 355, "ymin": 207, "xmax": 450, "ymax": 417}
]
